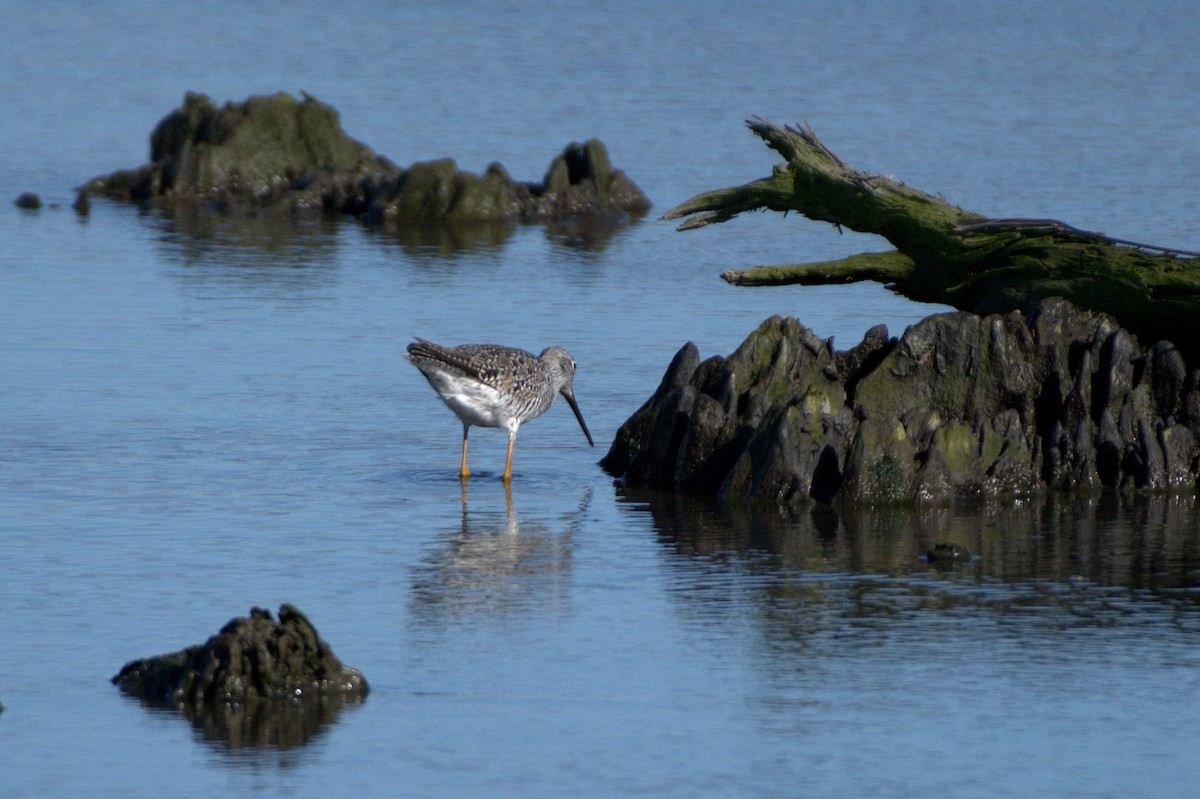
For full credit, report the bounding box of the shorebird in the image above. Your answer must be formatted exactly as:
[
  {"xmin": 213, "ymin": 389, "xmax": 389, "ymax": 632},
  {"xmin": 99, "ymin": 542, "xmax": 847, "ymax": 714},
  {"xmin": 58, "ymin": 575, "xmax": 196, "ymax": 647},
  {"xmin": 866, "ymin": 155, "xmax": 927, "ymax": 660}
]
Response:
[{"xmin": 406, "ymin": 339, "xmax": 594, "ymax": 482}]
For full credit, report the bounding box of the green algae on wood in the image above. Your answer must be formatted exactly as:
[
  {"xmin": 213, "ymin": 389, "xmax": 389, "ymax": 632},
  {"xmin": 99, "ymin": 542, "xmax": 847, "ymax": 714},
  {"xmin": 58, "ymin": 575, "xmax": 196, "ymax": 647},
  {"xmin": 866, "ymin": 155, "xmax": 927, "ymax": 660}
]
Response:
[
  {"xmin": 666, "ymin": 118, "xmax": 1200, "ymax": 361},
  {"xmin": 722, "ymin": 251, "xmax": 916, "ymax": 287}
]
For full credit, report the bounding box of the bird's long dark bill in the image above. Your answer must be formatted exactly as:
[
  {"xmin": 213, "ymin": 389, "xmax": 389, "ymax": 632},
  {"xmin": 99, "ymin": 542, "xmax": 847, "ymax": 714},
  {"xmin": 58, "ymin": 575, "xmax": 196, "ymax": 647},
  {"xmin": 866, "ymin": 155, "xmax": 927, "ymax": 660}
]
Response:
[{"xmin": 564, "ymin": 391, "xmax": 594, "ymax": 447}]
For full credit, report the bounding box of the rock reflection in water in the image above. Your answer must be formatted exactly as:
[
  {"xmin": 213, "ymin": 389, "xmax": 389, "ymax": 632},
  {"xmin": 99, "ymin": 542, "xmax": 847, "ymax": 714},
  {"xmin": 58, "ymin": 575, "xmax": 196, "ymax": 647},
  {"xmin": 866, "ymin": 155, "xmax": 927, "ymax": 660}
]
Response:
[
  {"xmin": 366, "ymin": 219, "xmax": 517, "ymax": 258},
  {"xmin": 541, "ymin": 215, "xmax": 636, "ymax": 254},
  {"xmin": 113, "ymin": 605, "xmax": 367, "ymax": 755},
  {"xmin": 149, "ymin": 205, "xmax": 344, "ymax": 300},
  {"xmin": 158, "ymin": 204, "xmax": 341, "ymax": 265},
  {"xmin": 367, "ymin": 215, "xmax": 632, "ymax": 258},
  {"xmin": 618, "ymin": 487, "xmax": 1200, "ymax": 592},
  {"xmin": 618, "ymin": 488, "xmax": 1200, "ymax": 676},
  {"xmin": 409, "ymin": 485, "xmax": 591, "ymax": 622},
  {"xmin": 128, "ymin": 692, "xmax": 354, "ymax": 754}
]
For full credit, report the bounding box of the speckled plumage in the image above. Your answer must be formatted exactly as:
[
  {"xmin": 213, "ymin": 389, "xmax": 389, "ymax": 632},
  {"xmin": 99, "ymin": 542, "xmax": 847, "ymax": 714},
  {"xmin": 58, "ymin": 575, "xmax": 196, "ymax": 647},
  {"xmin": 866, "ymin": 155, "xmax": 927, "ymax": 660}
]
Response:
[{"xmin": 406, "ymin": 338, "xmax": 593, "ymax": 481}]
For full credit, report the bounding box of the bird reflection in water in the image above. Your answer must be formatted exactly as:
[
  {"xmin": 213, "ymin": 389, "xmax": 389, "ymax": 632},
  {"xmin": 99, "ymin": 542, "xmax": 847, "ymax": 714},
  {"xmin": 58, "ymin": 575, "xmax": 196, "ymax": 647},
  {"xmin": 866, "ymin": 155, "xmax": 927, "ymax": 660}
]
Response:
[{"xmin": 409, "ymin": 484, "xmax": 592, "ymax": 622}]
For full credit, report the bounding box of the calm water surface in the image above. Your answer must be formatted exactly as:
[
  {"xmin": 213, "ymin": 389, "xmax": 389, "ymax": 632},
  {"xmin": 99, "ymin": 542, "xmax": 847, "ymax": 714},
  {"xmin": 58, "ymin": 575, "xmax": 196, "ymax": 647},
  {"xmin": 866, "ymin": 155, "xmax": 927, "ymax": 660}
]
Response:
[{"xmin": 2, "ymin": 2, "xmax": 1199, "ymax": 797}]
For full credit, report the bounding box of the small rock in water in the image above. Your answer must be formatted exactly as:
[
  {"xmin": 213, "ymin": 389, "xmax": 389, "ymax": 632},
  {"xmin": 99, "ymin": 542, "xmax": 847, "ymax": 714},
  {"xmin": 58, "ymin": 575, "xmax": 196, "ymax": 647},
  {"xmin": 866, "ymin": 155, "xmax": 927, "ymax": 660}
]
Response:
[
  {"xmin": 15, "ymin": 192, "xmax": 41, "ymax": 209},
  {"xmin": 113, "ymin": 603, "xmax": 368, "ymax": 706},
  {"xmin": 925, "ymin": 542, "xmax": 973, "ymax": 566},
  {"xmin": 113, "ymin": 604, "xmax": 367, "ymax": 748}
]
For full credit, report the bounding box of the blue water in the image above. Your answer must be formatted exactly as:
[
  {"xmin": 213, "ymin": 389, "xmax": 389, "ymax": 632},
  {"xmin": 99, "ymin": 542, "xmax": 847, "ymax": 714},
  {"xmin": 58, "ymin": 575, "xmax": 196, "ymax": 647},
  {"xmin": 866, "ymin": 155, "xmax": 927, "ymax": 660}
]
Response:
[{"xmin": 2, "ymin": 2, "xmax": 1200, "ymax": 797}]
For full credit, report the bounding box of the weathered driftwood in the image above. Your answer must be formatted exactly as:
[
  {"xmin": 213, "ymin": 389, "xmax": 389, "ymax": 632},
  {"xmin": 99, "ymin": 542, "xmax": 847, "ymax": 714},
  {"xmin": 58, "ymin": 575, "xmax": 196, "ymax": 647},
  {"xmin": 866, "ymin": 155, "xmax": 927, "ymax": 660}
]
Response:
[{"xmin": 664, "ymin": 119, "xmax": 1200, "ymax": 360}]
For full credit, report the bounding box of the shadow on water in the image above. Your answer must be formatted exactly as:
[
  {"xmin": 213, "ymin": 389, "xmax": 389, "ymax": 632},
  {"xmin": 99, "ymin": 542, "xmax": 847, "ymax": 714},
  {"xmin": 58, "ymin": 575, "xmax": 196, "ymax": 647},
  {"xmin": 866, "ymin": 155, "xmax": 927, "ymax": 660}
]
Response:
[{"xmin": 408, "ymin": 484, "xmax": 593, "ymax": 624}]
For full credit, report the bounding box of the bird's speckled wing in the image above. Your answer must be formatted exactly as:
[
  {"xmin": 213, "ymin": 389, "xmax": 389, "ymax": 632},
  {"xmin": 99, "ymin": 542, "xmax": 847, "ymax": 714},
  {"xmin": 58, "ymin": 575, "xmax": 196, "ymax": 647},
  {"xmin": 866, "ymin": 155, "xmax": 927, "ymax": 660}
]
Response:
[
  {"xmin": 407, "ymin": 339, "xmax": 542, "ymax": 395},
  {"xmin": 407, "ymin": 339, "xmax": 484, "ymax": 380}
]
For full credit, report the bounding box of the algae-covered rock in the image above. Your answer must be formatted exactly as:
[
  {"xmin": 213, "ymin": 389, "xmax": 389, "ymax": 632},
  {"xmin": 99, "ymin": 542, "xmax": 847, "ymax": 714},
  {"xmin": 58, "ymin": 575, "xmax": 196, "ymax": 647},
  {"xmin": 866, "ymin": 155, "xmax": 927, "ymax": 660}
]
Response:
[
  {"xmin": 601, "ymin": 315, "xmax": 861, "ymax": 503},
  {"xmin": 601, "ymin": 341, "xmax": 701, "ymax": 482},
  {"xmin": 78, "ymin": 92, "xmax": 650, "ymax": 232},
  {"xmin": 80, "ymin": 92, "xmax": 388, "ymax": 210},
  {"xmin": 535, "ymin": 139, "xmax": 651, "ymax": 222},
  {"xmin": 602, "ymin": 298, "xmax": 1200, "ymax": 504},
  {"xmin": 113, "ymin": 604, "xmax": 367, "ymax": 707}
]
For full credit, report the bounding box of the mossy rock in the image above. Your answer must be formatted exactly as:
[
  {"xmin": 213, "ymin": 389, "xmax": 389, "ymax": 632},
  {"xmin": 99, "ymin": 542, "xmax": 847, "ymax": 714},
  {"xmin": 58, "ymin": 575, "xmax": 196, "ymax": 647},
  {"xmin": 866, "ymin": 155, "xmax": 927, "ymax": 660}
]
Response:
[
  {"xmin": 81, "ymin": 92, "xmax": 385, "ymax": 207},
  {"xmin": 112, "ymin": 604, "xmax": 368, "ymax": 708},
  {"xmin": 603, "ymin": 298, "xmax": 1200, "ymax": 505},
  {"xmin": 79, "ymin": 93, "xmax": 651, "ymax": 233}
]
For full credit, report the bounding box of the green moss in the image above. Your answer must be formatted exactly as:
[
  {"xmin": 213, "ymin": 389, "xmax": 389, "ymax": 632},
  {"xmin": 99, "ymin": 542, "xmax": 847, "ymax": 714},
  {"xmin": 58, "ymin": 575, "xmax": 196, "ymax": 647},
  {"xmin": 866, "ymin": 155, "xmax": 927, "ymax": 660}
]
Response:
[
  {"xmin": 133, "ymin": 92, "xmax": 381, "ymax": 202},
  {"xmin": 978, "ymin": 421, "xmax": 1006, "ymax": 467},
  {"xmin": 932, "ymin": 421, "xmax": 976, "ymax": 485},
  {"xmin": 801, "ymin": 386, "xmax": 834, "ymax": 418},
  {"xmin": 195, "ymin": 93, "xmax": 368, "ymax": 195},
  {"xmin": 843, "ymin": 417, "xmax": 914, "ymax": 502},
  {"xmin": 722, "ymin": 250, "xmax": 917, "ymax": 286},
  {"xmin": 386, "ymin": 159, "xmax": 461, "ymax": 218},
  {"xmin": 542, "ymin": 139, "xmax": 614, "ymax": 194},
  {"xmin": 582, "ymin": 139, "xmax": 612, "ymax": 189},
  {"xmin": 728, "ymin": 317, "xmax": 784, "ymax": 395},
  {"xmin": 866, "ymin": 453, "xmax": 907, "ymax": 501},
  {"xmin": 450, "ymin": 168, "xmax": 518, "ymax": 220}
]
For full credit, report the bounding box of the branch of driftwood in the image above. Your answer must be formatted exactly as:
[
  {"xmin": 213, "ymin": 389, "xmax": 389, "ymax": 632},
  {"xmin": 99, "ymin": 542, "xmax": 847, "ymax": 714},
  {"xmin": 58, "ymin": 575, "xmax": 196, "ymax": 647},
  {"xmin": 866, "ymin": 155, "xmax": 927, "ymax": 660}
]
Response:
[{"xmin": 665, "ymin": 119, "xmax": 1200, "ymax": 358}]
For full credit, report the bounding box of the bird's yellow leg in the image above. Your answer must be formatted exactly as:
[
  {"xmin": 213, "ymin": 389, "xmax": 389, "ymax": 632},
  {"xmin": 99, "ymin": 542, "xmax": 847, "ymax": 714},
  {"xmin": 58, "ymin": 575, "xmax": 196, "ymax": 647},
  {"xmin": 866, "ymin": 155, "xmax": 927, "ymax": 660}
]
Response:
[
  {"xmin": 459, "ymin": 424, "xmax": 471, "ymax": 481},
  {"xmin": 502, "ymin": 432, "xmax": 516, "ymax": 483}
]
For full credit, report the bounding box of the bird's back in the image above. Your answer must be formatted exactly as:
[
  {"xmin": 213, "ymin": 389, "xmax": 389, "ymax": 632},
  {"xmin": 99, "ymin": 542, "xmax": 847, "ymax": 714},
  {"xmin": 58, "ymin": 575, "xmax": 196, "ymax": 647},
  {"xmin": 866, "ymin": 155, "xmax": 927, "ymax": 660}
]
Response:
[{"xmin": 407, "ymin": 340, "xmax": 556, "ymax": 428}]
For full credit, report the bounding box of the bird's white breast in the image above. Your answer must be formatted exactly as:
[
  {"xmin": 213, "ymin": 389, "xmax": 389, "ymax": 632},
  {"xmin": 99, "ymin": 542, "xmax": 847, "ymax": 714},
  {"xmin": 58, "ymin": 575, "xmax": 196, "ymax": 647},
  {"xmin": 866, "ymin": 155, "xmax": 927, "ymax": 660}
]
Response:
[{"xmin": 425, "ymin": 370, "xmax": 510, "ymax": 429}]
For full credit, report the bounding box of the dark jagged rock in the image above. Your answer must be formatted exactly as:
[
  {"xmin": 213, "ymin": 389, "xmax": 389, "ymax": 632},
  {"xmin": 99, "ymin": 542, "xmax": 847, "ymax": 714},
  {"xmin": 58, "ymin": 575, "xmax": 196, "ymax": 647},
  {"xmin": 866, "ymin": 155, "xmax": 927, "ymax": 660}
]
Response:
[
  {"xmin": 113, "ymin": 604, "xmax": 367, "ymax": 708},
  {"xmin": 78, "ymin": 92, "xmax": 649, "ymax": 230},
  {"xmin": 601, "ymin": 298, "xmax": 1200, "ymax": 504}
]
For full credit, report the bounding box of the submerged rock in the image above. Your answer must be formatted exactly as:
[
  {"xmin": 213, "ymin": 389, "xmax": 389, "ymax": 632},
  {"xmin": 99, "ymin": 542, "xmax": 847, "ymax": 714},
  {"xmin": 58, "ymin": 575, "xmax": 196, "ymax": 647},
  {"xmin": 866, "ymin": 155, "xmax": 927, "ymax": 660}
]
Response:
[
  {"xmin": 78, "ymin": 91, "xmax": 649, "ymax": 229},
  {"xmin": 925, "ymin": 542, "xmax": 974, "ymax": 567},
  {"xmin": 601, "ymin": 298, "xmax": 1200, "ymax": 504},
  {"xmin": 113, "ymin": 604, "xmax": 367, "ymax": 708}
]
